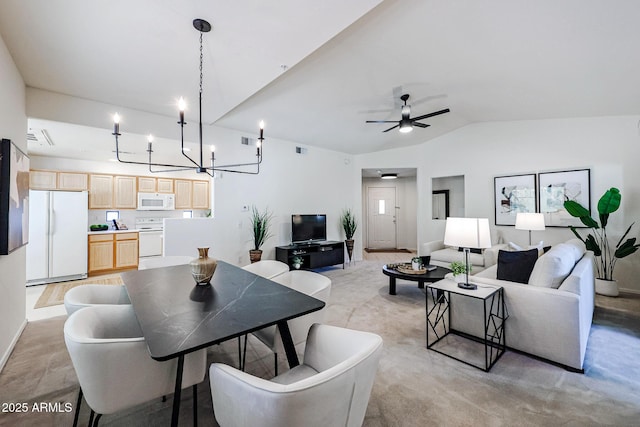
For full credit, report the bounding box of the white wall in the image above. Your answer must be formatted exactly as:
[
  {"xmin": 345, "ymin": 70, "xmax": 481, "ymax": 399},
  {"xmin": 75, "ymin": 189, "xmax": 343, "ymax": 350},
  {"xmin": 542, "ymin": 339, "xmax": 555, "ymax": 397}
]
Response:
[
  {"xmin": 0, "ymin": 34, "xmax": 27, "ymax": 371},
  {"xmin": 355, "ymin": 116, "xmax": 640, "ymax": 293}
]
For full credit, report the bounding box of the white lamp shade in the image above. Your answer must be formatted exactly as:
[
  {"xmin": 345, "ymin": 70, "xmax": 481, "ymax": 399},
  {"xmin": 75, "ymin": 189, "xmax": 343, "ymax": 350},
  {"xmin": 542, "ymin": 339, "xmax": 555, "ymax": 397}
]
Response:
[
  {"xmin": 443, "ymin": 217, "xmax": 492, "ymax": 249},
  {"xmin": 515, "ymin": 213, "xmax": 545, "ymax": 231}
]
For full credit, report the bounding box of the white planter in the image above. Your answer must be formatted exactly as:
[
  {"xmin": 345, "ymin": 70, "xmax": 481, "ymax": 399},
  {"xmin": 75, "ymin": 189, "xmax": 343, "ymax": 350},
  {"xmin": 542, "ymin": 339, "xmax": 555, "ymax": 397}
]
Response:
[
  {"xmin": 412, "ymin": 260, "xmax": 421, "ymax": 270},
  {"xmin": 453, "ymin": 274, "xmax": 466, "ymax": 283},
  {"xmin": 595, "ymin": 278, "xmax": 619, "ymax": 297}
]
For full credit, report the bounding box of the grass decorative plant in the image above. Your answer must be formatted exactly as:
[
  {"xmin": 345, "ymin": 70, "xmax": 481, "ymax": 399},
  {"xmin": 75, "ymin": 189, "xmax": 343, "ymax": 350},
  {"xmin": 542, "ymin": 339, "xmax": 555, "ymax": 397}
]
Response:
[
  {"xmin": 341, "ymin": 208, "xmax": 358, "ymax": 240},
  {"xmin": 250, "ymin": 205, "xmax": 273, "ymax": 251},
  {"xmin": 564, "ymin": 187, "xmax": 639, "ymax": 280}
]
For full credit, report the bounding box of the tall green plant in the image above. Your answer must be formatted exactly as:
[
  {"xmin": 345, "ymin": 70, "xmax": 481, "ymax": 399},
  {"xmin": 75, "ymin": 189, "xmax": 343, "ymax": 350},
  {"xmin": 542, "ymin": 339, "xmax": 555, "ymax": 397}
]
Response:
[
  {"xmin": 564, "ymin": 187, "xmax": 639, "ymax": 280},
  {"xmin": 250, "ymin": 206, "xmax": 273, "ymax": 250},
  {"xmin": 341, "ymin": 208, "xmax": 358, "ymax": 240}
]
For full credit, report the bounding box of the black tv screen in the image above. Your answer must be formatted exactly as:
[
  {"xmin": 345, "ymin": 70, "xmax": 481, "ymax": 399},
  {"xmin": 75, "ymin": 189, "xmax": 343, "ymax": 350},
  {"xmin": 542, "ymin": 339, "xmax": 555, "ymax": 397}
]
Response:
[{"xmin": 291, "ymin": 214, "xmax": 327, "ymax": 243}]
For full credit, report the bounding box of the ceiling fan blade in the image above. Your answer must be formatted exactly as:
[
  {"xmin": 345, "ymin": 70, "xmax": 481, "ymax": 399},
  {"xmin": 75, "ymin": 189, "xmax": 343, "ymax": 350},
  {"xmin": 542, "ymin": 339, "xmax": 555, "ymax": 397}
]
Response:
[
  {"xmin": 366, "ymin": 120, "xmax": 398, "ymax": 124},
  {"xmin": 412, "ymin": 122, "xmax": 430, "ymax": 128},
  {"xmin": 411, "ymin": 108, "xmax": 450, "ymax": 122},
  {"xmin": 383, "ymin": 124, "xmax": 399, "ymax": 132}
]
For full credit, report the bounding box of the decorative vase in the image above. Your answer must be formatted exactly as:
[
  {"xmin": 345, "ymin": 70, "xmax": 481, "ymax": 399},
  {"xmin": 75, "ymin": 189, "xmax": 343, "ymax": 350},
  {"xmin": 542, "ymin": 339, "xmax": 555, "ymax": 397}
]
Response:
[
  {"xmin": 595, "ymin": 278, "xmax": 619, "ymax": 297},
  {"xmin": 249, "ymin": 249, "xmax": 263, "ymax": 263},
  {"xmin": 345, "ymin": 239, "xmax": 355, "ymax": 263},
  {"xmin": 190, "ymin": 247, "xmax": 217, "ymax": 285}
]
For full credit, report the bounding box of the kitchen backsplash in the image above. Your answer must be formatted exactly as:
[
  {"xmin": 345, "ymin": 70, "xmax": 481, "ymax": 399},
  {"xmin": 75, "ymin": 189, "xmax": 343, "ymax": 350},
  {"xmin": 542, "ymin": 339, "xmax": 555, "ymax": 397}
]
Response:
[{"xmin": 88, "ymin": 209, "xmax": 210, "ymax": 230}]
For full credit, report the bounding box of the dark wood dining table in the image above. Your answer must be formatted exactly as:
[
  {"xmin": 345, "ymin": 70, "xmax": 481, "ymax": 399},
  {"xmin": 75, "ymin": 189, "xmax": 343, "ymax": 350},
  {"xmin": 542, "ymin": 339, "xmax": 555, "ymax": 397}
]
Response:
[{"xmin": 121, "ymin": 261, "xmax": 325, "ymax": 427}]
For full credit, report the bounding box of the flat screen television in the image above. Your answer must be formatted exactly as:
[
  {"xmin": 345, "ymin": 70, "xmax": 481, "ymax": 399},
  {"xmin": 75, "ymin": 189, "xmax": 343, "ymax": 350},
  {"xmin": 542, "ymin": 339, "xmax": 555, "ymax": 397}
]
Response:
[{"xmin": 291, "ymin": 214, "xmax": 327, "ymax": 243}]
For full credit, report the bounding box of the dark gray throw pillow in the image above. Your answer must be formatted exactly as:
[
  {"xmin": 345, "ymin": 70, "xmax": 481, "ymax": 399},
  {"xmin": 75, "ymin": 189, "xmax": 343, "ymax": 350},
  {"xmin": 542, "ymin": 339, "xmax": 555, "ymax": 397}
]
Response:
[{"xmin": 497, "ymin": 249, "xmax": 539, "ymax": 284}]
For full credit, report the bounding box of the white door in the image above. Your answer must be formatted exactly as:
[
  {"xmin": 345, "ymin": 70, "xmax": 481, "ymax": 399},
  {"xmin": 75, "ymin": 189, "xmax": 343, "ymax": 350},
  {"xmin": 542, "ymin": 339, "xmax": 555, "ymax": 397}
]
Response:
[{"xmin": 367, "ymin": 187, "xmax": 397, "ymax": 249}]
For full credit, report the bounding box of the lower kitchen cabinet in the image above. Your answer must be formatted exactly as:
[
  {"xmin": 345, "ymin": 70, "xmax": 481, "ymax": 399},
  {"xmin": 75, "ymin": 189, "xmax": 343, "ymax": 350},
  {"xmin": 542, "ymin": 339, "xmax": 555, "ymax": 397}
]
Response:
[{"xmin": 88, "ymin": 232, "xmax": 138, "ymax": 275}]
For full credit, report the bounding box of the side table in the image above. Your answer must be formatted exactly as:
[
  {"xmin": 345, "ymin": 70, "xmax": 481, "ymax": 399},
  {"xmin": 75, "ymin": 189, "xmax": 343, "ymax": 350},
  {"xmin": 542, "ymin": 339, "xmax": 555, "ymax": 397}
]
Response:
[{"xmin": 426, "ymin": 279, "xmax": 507, "ymax": 372}]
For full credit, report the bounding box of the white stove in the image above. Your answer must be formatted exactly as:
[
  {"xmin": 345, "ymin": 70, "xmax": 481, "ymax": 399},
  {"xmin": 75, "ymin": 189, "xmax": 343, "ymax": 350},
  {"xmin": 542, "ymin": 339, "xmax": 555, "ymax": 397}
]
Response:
[{"xmin": 135, "ymin": 218, "xmax": 164, "ymax": 257}]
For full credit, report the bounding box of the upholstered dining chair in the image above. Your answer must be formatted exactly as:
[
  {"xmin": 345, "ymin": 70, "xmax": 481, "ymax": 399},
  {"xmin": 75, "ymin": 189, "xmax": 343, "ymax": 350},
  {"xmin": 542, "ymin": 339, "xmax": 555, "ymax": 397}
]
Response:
[
  {"xmin": 63, "ymin": 284, "xmax": 131, "ymax": 316},
  {"xmin": 64, "ymin": 305, "xmax": 207, "ymax": 427},
  {"xmin": 241, "ymin": 270, "xmax": 331, "ymax": 375},
  {"xmin": 241, "ymin": 259, "xmax": 290, "ymax": 279},
  {"xmin": 210, "ymin": 323, "xmax": 383, "ymax": 427}
]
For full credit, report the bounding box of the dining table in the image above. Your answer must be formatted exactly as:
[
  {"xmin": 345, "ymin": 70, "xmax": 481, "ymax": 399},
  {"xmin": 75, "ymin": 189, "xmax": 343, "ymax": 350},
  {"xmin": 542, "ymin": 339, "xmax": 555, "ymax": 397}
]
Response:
[{"xmin": 121, "ymin": 261, "xmax": 326, "ymax": 426}]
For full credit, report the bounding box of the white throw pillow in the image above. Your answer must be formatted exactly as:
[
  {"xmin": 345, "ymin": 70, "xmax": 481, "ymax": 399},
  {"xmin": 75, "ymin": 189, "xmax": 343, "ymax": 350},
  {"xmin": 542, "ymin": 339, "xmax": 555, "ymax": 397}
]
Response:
[
  {"xmin": 528, "ymin": 243, "xmax": 578, "ymax": 288},
  {"xmin": 508, "ymin": 242, "xmax": 524, "ymax": 251}
]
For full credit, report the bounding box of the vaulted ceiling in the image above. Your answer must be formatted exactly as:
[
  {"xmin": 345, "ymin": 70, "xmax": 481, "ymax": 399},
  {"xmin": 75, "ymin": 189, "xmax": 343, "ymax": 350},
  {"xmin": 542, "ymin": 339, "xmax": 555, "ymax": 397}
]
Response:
[{"xmin": 1, "ymin": 0, "xmax": 639, "ymax": 161}]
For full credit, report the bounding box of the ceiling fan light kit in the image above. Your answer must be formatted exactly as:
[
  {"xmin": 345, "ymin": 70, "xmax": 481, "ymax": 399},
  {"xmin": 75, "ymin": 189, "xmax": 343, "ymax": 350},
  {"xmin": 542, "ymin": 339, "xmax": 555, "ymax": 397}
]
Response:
[
  {"xmin": 366, "ymin": 93, "xmax": 450, "ymax": 134},
  {"xmin": 112, "ymin": 18, "xmax": 265, "ymax": 177},
  {"xmin": 381, "ymin": 173, "xmax": 398, "ymax": 180}
]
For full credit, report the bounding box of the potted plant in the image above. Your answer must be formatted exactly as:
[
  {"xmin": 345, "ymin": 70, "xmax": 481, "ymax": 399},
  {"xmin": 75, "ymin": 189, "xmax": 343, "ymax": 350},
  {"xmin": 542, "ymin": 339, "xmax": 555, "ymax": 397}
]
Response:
[
  {"xmin": 450, "ymin": 261, "xmax": 471, "ymax": 282},
  {"xmin": 291, "ymin": 255, "xmax": 303, "ymax": 270},
  {"xmin": 341, "ymin": 208, "xmax": 358, "ymax": 263},
  {"xmin": 411, "ymin": 256, "xmax": 422, "ymax": 271},
  {"xmin": 564, "ymin": 187, "xmax": 639, "ymax": 296},
  {"xmin": 249, "ymin": 205, "xmax": 273, "ymax": 263}
]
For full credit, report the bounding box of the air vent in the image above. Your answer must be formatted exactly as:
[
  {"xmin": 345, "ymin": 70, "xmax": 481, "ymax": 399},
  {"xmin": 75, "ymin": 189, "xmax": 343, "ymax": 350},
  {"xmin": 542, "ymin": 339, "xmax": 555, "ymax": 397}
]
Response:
[
  {"xmin": 241, "ymin": 136, "xmax": 255, "ymax": 146},
  {"xmin": 27, "ymin": 128, "xmax": 54, "ymax": 146},
  {"xmin": 295, "ymin": 146, "xmax": 307, "ymax": 154}
]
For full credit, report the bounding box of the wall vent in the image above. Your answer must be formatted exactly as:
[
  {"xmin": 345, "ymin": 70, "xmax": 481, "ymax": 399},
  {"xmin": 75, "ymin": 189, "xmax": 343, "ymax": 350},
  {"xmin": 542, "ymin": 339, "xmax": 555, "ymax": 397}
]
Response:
[
  {"xmin": 27, "ymin": 128, "xmax": 54, "ymax": 146},
  {"xmin": 241, "ymin": 136, "xmax": 254, "ymax": 145},
  {"xmin": 295, "ymin": 146, "xmax": 307, "ymax": 154}
]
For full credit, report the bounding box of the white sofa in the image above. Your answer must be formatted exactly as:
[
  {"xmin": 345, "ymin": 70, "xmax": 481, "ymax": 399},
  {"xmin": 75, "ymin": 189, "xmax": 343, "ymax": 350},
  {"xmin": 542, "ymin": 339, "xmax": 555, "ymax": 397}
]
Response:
[
  {"xmin": 445, "ymin": 238, "xmax": 595, "ymax": 371},
  {"xmin": 422, "ymin": 240, "xmax": 505, "ymax": 273}
]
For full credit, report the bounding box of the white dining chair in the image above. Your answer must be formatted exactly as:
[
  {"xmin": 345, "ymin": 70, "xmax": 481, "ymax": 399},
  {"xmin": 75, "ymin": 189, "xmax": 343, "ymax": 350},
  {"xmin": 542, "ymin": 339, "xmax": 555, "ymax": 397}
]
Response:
[
  {"xmin": 210, "ymin": 323, "xmax": 383, "ymax": 427},
  {"xmin": 63, "ymin": 284, "xmax": 131, "ymax": 316},
  {"xmin": 242, "ymin": 270, "xmax": 331, "ymax": 375},
  {"xmin": 64, "ymin": 304, "xmax": 207, "ymax": 427},
  {"xmin": 241, "ymin": 260, "xmax": 290, "ymax": 279}
]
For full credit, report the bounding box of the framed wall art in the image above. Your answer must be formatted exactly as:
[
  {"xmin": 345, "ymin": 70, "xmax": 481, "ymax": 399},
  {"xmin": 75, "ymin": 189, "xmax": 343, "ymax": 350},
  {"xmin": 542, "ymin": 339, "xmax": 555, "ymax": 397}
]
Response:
[
  {"xmin": 538, "ymin": 168, "xmax": 590, "ymax": 227},
  {"xmin": 0, "ymin": 139, "xmax": 30, "ymax": 255},
  {"xmin": 494, "ymin": 173, "xmax": 537, "ymax": 226}
]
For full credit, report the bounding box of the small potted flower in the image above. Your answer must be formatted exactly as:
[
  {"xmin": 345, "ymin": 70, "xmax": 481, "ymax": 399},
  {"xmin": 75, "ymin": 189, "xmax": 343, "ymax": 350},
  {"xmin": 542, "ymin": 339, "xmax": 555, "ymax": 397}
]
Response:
[
  {"xmin": 291, "ymin": 255, "xmax": 303, "ymax": 270},
  {"xmin": 411, "ymin": 256, "xmax": 422, "ymax": 271},
  {"xmin": 450, "ymin": 261, "xmax": 471, "ymax": 282}
]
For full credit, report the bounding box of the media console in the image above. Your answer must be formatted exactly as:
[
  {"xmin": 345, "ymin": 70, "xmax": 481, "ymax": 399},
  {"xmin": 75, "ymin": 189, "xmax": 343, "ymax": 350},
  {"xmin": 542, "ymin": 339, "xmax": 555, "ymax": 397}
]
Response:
[{"xmin": 276, "ymin": 241, "xmax": 345, "ymax": 270}]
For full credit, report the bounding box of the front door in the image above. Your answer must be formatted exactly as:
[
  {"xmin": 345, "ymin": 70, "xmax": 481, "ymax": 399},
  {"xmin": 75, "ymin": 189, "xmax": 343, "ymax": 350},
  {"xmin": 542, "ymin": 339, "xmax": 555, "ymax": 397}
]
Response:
[{"xmin": 367, "ymin": 187, "xmax": 397, "ymax": 249}]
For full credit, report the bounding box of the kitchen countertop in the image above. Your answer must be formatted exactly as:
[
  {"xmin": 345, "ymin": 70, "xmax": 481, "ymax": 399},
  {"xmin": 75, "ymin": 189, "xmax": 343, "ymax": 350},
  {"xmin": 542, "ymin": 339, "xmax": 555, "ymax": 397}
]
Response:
[{"xmin": 87, "ymin": 229, "xmax": 140, "ymax": 235}]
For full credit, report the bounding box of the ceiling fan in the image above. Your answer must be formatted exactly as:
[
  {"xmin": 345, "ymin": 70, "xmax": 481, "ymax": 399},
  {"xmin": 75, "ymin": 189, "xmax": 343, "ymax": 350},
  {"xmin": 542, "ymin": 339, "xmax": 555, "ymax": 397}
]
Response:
[{"xmin": 366, "ymin": 94, "xmax": 450, "ymax": 133}]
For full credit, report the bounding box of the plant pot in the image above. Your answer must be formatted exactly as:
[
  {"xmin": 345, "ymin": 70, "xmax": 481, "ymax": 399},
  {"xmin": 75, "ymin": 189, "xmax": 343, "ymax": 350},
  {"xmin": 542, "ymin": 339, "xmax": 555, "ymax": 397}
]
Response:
[
  {"xmin": 595, "ymin": 278, "xmax": 619, "ymax": 297},
  {"xmin": 249, "ymin": 249, "xmax": 263, "ymax": 263},
  {"xmin": 453, "ymin": 274, "xmax": 466, "ymax": 284},
  {"xmin": 293, "ymin": 263, "xmax": 301, "ymax": 270},
  {"xmin": 190, "ymin": 247, "xmax": 217, "ymax": 285},
  {"xmin": 345, "ymin": 239, "xmax": 355, "ymax": 262}
]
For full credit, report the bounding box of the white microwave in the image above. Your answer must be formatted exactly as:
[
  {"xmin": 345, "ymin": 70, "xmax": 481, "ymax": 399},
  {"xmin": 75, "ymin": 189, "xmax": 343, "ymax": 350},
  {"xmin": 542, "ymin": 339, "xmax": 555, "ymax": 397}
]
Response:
[{"xmin": 137, "ymin": 193, "xmax": 175, "ymax": 211}]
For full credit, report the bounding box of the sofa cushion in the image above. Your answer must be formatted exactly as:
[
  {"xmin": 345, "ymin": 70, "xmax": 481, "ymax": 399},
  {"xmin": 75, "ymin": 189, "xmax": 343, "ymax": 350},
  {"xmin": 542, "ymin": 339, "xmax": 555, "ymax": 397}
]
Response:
[
  {"xmin": 528, "ymin": 241, "xmax": 585, "ymax": 288},
  {"xmin": 496, "ymin": 249, "xmax": 539, "ymax": 284}
]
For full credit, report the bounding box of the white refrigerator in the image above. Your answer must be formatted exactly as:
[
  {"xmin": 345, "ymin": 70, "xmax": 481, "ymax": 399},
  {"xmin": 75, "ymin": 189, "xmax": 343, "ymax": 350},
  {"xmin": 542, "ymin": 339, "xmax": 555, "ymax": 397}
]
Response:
[{"xmin": 27, "ymin": 190, "xmax": 88, "ymax": 285}]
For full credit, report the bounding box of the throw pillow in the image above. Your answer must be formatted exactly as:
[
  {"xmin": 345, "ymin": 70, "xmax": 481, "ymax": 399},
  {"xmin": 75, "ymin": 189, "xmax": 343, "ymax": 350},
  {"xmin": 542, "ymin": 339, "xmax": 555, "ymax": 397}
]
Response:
[
  {"xmin": 527, "ymin": 242, "xmax": 581, "ymax": 288},
  {"xmin": 496, "ymin": 249, "xmax": 539, "ymax": 284},
  {"xmin": 508, "ymin": 242, "xmax": 524, "ymax": 251}
]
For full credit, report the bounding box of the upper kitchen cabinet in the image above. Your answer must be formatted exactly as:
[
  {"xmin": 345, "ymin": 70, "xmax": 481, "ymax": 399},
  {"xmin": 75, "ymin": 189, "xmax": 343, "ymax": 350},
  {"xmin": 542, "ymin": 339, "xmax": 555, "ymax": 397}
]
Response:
[
  {"xmin": 57, "ymin": 172, "xmax": 88, "ymax": 191},
  {"xmin": 30, "ymin": 170, "xmax": 88, "ymax": 191},
  {"xmin": 114, "ymin": 175, "xmax": 137, "ymax": 209},
  {"xmin": 157, "ymin": 178, "xmax": 174, "ymax": 193},
  {"xmin": 89, "ymin": 174, "xmax": 113, "ymax": 209},
  {"xmin": 192, "ymin": 180, "xmax": 210, "ymax": 209},
  {"xmin": 137, "ymin": 177, "xmax": 157, "ymax": 193},
  {"xmin": 174, "ymin": 179, "xmax": 192, "ymax": 209}
]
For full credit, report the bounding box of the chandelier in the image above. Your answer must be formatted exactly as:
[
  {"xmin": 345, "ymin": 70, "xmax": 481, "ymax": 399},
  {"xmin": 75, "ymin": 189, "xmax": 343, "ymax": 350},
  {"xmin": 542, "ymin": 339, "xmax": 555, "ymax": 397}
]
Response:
[{"xmin": 112, "ymin": 18, "xmax": 264, "ymax": 177}]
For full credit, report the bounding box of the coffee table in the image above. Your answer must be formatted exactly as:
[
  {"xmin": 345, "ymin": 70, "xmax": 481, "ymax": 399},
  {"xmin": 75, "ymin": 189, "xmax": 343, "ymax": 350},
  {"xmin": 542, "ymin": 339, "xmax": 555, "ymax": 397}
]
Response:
[{"xmin": 382, "ymin": 264, "xmax": 452, "ymax": 295}]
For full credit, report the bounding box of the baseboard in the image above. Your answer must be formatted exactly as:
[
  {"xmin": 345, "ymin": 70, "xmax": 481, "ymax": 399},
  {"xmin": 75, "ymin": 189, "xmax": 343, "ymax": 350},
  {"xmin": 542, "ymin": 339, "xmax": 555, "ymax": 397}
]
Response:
[
  {"xmin": 618, "ymin": 287, "xmax": 640, "ymax": 295},
  {"xmin": 0, "ymin": 319, "xmax": 27, "ymax": 374}
]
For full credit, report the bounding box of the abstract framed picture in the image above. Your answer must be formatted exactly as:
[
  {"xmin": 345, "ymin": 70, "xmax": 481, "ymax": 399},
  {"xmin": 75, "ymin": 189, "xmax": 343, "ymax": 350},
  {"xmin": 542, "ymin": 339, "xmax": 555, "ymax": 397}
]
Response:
[
  {"xmin": 538, "ymin": 168, "xmax": 590, "ymax": 227},
  {"xmin": 0, "ymin": 139, "xmax": 30, "ymax": 255},
  {"xmin": 494, "ymin": 173, "xmax": 537, "ymax": 226}
]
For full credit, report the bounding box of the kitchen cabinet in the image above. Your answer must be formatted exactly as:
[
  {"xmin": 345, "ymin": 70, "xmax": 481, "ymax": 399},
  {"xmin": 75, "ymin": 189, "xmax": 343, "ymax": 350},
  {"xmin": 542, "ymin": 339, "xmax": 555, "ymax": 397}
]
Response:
[
  {"xmin": 29, "ymin": 170, "xmax": 57, "ymax": 190},
  {"xmin": 192, "ymin": 180, "xmax": 210, "ymax": 209},
  {"xmin": 89, "ymin": 174, "xmax": 113, "ymax": 209},
  {"xmin": 57, "ymin": 172, "xmax": 88, "ymax": 190},
  {"xmin": 174, "ymin": 179, "xmax": 192, "ymax": 209},
  {"xmin": 114, "ymin": 175, "xmax": 137, "ymax": 208},
  {"xmin": 88, "ymin": 232, "xmax": 139, "ymax": 275},
  {"xmin": 137, "ymin": 177, "xmax": 157, "ymax": 193},
  {"xmin": 157, "ymin": 178, "xmax": 174, "ymax": 193}
]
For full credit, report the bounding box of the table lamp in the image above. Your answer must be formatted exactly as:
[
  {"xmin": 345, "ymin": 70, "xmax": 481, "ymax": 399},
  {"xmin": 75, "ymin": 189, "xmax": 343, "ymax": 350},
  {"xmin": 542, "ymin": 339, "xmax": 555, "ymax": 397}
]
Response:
[
  {"xmin": 515, "ymin": 213, "xmax": 545, "ymax": 245},
  {"xmin": 443, "ymin": 217, "xmax": 492, "ymax": 290}
]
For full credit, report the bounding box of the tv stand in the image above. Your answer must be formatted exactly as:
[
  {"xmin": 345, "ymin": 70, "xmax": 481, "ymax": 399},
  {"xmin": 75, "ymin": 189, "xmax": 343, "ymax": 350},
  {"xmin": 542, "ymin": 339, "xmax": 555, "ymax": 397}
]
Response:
[{"xmin": 276, "ymin": 241, "xmax": 345, "ymax": 270}]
